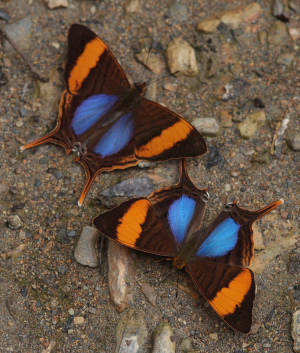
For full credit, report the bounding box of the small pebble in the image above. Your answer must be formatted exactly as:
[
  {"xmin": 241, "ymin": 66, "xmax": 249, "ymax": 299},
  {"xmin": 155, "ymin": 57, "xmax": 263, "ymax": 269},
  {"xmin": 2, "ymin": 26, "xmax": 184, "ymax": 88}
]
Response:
[
  {"xmin": 267, "ymin": 21, "xmax": 289, "ymax": 46},
  {"xmin": 238, "ymin": 111, "xmax": 266, "ymax": 139},
  {"xmin": 19, "ymin": 107, "xmax": 28, "ymax": 117},
  {"xmin": 166, "ymin": 37, "xmax": 199, "ymax": 76},
  {"xmin": 191, "ymin": 118, "xmax": 219, "ymax": 136},
  {"xmin": 68, "ymin": 308, "xmax": 75, "ymax": 315},
  {"xmin": 7, "ymin": 215, "xmax": 22, "ymax": 230},
  {"xmin": 74, "ymin": 227, "xmax": 100, "ymax": 267},
  {"xmin": 276, "ymin": 52, "xmax": 295, "ymax": 66},
  {"xmin": 44, "ymin": 0, "xmax": 68, "ymax": 9},
  {"xmin": 287, "ymin": 133, "xmax": 300, "ymax": 151},
  {"xmin": 39, "ymin": 157, "xmax": 49, "ymax": 164},
  {"xmin": 34, "ymin": 179, "xmax": 42, "ymax": 187},
  {"xmin": 57, "ymin": 228, "xmax": 70, "ymax": 244},
  {"xmin": 168, "ymin": 3, "xmax": 189, "ymax": 22},
  {"xmin": 125, "ymin": 0, "xmax": 142, "ymax": 14},
  {"xmin": 153, "ymin": 323, "xmax": 176, "ymax": 353},
  {"xmin": 209, "ymin": 332, "xmax": 218, "ymax": 340},
  {"xmin": 74, "ymin": 316, "xmax": 85, "ymax": 324},
  {"xmin": 54, "ymin": 171, "xmax": 64, "ymax": 180},
  {"xmin": 67, "ymin": 230, "xmax": 76, "ymax": 237},
  {"xmin": 57, "ymin": 264, "xmax": 67, "ymax": 274}
]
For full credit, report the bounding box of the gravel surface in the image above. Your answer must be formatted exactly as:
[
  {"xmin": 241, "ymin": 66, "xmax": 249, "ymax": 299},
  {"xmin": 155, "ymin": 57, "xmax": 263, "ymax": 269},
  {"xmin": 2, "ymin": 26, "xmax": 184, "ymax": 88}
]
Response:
[{"xmin": 0, "ymin": 1, "xmax": 299, "ymax": 352}]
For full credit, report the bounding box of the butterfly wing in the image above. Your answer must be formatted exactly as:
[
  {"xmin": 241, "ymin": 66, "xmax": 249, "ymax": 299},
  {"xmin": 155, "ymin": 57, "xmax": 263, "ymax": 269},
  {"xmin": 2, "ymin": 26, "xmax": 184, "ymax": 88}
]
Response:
[
  {"xmin": 135, "ymin": 98, "xmax": 207, "ymax": 161},
  {"xmin": 65, "ymin": 23, "xmax": 131, "ymax": 96},
  {"xmin": 21, "ymin": 24, "xmax": 137, "ymax": 205},
  {"xmin": 195, "ymin": 199, "xmax": 283, "ymax": 267},
  {"xmin": 21, "ymin": 25, "xmax": 207, "ymax": 206},
  {"xmin": 183, "ymin": 199, "xmax": 283, "ymax": 333},
  {"xmin": 186, "ymin": 260, "xmax": 255, "ymax": 334},
  {"xmin": 93, "ymin": 197, "xmax": 177, "ymax": 256},
  {"xmin": 93, "ymin": 159, "xmax": 208, "ymax": 255}
]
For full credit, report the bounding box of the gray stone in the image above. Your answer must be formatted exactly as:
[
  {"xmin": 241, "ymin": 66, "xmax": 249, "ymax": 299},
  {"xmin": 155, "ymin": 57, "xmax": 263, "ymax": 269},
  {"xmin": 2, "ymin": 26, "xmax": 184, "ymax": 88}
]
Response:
[
  {"xmin": 191, "ymin": 118, "xmax": 219, "ymax": 136},
  {"xmin": 125, "ymin": 0, "xmax": 142, "ymax": 14},
  {"xmin": 276, "ymin": 52, "xmax": 295, "ymax": 67},
  {"xmin": 108, "ymin": 241, "xmax": 134, "ymax": 311},
  {"xmin": 267, "ymin": 21, "xmax": 289, "ymax": 46},
  {"xmin": 153, "ymin": 323, "xmax": 176, "ymax": 353},
  {"xmin": 168, "ymin": 3, "xmax": 189, "ymax": 22},
  {"xmin": 74, "ymin": 226, "xmax": 100, "ymax": 267},
  {"xmin": 166, "ymin": 37, "xmax": 199, "ymax": 76},
  {"xmin": 178, "ymin": 338, "xmax": 192, "ymax": 351},
  {"xmin": 3, "ymin": 18, "xmax": 32, "ymax": 55},
  {"xmin": 291, "ymin": 310, "xmax": 300, "ymax": 353},
  {"xmin": 100, "ymin": 177, "xmax": 155, "ymax": 198},
  {"xmin": 197, "ymin": 2, "xmax": 262, "ymax": 33},
  {"xmin": 272, "ymin": 0, "xmax": 284, "ymax": 16},
  {"xmin": 7, "ymin": 215, "xmax": 22, "ymax": 230},
  {"xmin": 116, "ymin": 310, "xmax": 148, "ymax": 353},
  {"xmin": 287, "ymin": 133, "xmax": 300, "ymax": 151}
]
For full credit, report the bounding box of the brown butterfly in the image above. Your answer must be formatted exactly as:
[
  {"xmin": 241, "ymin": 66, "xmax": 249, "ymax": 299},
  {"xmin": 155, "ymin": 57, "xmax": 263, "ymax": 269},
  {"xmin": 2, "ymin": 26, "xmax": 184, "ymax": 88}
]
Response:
[
  {"xmin": 21, "ymin": 24, "xmax": 207, "ymax": 205},
  {"xmin": 93, "ymin": 159, "xmax": 283, "ymax": 333}
]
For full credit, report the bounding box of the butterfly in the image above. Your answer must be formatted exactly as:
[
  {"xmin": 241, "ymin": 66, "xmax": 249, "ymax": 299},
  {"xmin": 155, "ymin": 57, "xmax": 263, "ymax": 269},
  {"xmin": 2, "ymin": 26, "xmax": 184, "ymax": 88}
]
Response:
[
  {"xmin": 93, "ymin": 159, "xmax": 283, "ymax": 333},
  {"xmin": 21, "ymin": 24, "xmax": 207, "ymax": 206}
]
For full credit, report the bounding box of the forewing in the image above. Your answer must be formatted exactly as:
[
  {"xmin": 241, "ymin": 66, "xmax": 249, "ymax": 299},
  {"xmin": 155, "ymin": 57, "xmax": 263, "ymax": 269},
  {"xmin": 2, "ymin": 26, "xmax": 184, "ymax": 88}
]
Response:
[
  {"xmin": 93, "ymin": 197, "xmax": 177, "ymax": 256},
  {"xmin": 134, "ymin": 98, "xmax": 207, "ymax": 161},
  {"xmin": 66, "ymin": 23, "xmax": 131, "ymax": 96}
]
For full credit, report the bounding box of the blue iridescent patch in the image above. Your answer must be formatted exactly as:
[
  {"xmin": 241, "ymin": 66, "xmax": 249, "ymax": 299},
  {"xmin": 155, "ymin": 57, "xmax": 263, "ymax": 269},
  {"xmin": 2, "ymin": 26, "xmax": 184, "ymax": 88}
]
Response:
[
  {"xmin": 168, "ymin": 195, "xmax": 197, "ymax": 244},
  {"xmin": 197, "ymin": 217, "xmax": 240, "ymax": 257},
  {"xmin": 94, "ymin": 112, "xmax": 134, "ymax": 157},
  {"xmin": 72, "ymin": 94, "xmax": 119, "ymax": 135}
]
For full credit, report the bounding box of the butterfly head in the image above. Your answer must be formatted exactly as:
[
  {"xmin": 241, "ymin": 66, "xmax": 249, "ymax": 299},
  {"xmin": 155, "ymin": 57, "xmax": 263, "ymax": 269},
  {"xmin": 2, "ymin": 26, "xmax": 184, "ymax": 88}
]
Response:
[
  {"xmin": 134, "ymin": 82, "xmax": 147, "ymax": 96},
  {"xmin": 173, "ymin": 256, "xmax": 187, "ymax": 270}
]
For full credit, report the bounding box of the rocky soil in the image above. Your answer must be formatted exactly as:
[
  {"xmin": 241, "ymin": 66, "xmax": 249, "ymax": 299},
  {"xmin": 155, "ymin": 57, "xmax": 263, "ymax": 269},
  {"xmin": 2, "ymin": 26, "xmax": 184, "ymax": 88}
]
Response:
[{"xmin": 0, "ymin": 0, "xmax": 299, "ymax": 352}]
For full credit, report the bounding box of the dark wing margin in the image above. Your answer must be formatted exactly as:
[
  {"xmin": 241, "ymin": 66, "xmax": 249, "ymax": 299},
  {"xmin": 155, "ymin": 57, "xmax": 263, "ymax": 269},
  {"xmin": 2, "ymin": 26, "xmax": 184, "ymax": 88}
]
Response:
[
  {"xmin": 186, "ymin": 260, "xmax": 255, "ymax": 334},
  {"xmin": 134, "ymin": 98, "xmax": 207, "ymax": 161},
  {"xmin": 93, "ymin": 197, "xmax": 178, "ymax": 256},
  {"xmin": 65, "ymin": 24, "xmax": 131, "ymax": 96}
]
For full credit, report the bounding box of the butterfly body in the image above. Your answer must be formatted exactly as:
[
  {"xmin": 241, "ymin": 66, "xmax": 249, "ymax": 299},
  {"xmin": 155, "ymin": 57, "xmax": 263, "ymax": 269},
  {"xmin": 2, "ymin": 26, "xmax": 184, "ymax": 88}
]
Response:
[
  {"xmin": 93, "ymin": 159, "xmax": 283, "ymax": 333},
  {"xmin": 21, "ymin": 24, "xmax": 207, "ymax": 205}
]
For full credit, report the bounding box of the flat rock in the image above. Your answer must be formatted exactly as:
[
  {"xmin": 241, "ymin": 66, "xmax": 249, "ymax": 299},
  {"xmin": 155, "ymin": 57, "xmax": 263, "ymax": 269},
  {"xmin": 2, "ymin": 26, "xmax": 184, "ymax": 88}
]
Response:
[
  {"xmin": 238, "ymin": 111, "xmax": 266, "ymax": 139},
  {"xmin": 152, "ymin": 323, "xmax": 175, "ymax": 353},
  {"xmin": 44, "ymin": 0, "xmax": 68, "ymax": 9},
  {"xmin": 100, "ymin": 177, "xmax": 155, "ymax": 198},
  {"xmin": 276, "ymin": 52, "xmax": 295, "ymax": 67},
  {"xmin": 267, "ymin": 21, "xmax": 289, "ymax": 46},
  {"xmin": 292, "ymin": 309, "xmax": 300, "ymax": 352},
  {"xmin": 166, "ymin": 37, "xmax": 199, "ymax": 76},
  {"xmin": 3, "ymin": 18, "xmax": 32, "ymax": 55},
  {"xmin": 108, "ymin": 241, "xmax": 134, "ymax": 311},
  {"xmin": 197, "ymin": 2, "xmax": 262, "ymax": 33},
  {"xmin": 116, "ymin": 310, "xmax": 148, "ymax": 353},
  {"xmin": 168, "ymin": 3, "xmax": 189, "ymax": 22},
  {"xmin": 74, "ymin": 226, "xmax": 100, "ymax": 267},
  {"xmin": 191, "ymin": 117, "xmax": 219, "ymax": 136}
]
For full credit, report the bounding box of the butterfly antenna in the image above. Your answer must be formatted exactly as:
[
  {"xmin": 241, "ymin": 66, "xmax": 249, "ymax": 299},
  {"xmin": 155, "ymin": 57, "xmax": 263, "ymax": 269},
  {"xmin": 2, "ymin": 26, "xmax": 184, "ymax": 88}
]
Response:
[
  {"xmin": 146, "ymin": 71, "xmax": 180, "ymax": 87},
  {"xmin": 0, "ymin": 29, "xmax": 48, "ymax": 82},
  {"xmin": 175, "ymin": 271, "xmax": 180, "ymax": 298},
  {"xmin": 141, "ymin": 42, "xmax": 153, "ymax": 83}
]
